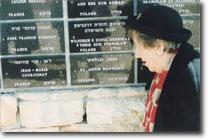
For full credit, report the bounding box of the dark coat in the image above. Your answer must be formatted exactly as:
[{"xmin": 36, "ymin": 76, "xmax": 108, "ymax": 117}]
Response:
[{"xmin": 153, "ymin": 43, "xmax": 200, "ymax": 132}]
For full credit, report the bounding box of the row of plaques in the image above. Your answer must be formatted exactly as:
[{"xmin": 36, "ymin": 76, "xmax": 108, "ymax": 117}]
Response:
[
  {"xmin": 0, "ymin": 15, "xmax": 200, "ymax": 56},
  {"xmin": 1, "ymin": 53, "xmax": 134, "ymax": 89},
  {"xmin": 0, "ymin": 0, "xmax": 200, "ymax": 89},
  {"xmin": 0, "ymin": 19, "xmax": 130, "ymax": 55},
  {"xmin": 0, "ymin": 0, "xmax": 133, "ymax": 20},
  {"xmin": 0, "ymin": 0, "xmax": 200, "ymax": 20}
]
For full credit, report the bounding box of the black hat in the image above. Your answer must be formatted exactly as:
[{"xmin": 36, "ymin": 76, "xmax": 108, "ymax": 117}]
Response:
[{"xmin": 126, "ymin": 5, "xmax": 192, "ymax": 43}]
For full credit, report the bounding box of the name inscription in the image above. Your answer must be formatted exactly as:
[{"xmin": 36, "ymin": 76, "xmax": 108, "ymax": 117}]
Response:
[
  {"xmin": 1, "ymin": 22, "xmax": 65, "ymax": 55},
  {"xmin": 0, "ymin": 0, "xmax": 63, "ymax": 20},
  {"xmin": 69, "ymin": 20, "xmax": 131, "ymax": 53},
  {"xmin": 70, "ymin": 53, "xmax": 134, "ymax": 85},
  {"xmin": 68, "ymin": 0, "xmax": 133, "ymax": 17},
  {"xmin": 2, "ymin": 56, "xmax": 67, "ymax": 88}
]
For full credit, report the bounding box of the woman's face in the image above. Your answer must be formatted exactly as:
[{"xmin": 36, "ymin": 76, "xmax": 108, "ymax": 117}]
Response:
[{"xmin": 131, "ymin": 32, "xmax": 161, "ymax": 73}]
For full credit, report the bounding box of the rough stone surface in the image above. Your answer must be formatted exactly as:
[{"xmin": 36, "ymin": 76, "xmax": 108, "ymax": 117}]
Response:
[
  {"xmin": 48, "ymin": 90, "xmax": 87, "ymax": 101},
  {"xmin": 87, "ymin": 87, "xmax": 146, "ymax": 99},
  {"xmin": 19, "ymin": 100, "xmax": 84, "ymax": 128},
  {"xmin": 2, "ymin": 127, "xmax": 59, "ymax": 132},
  {"xmin": 16, "ymin": 92, "xmax": 49, "ymax": 101},
  {"xmin": 86, "ymin": 95, "xmax": 146, "ymax": 125},
  {"xmin": 16, "ymin": 90, "xmax": 87, "ymax": 101},
  {"xmin": 0, "ymin": 94, "xmax": 17, "ymax": 127},
  {"xmin": 60, "ymin": 123, "xmax": 143, "ymax": 132},
  {"xmin": 2, "ymin": 87, "xmax": 147, "ymax": 132},
  {"xmin": 87, "ymin": 88, "xmax": 119, "ymax": 99}
]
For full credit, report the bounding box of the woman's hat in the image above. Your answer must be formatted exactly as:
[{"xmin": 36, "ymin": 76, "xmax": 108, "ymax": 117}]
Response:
[{"xmin": 126, "ymin": 5, "xmax": 192, "ymax": 43}]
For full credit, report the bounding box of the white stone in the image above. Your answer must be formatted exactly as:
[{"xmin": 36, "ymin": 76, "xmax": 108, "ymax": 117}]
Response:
[
  {"xmin": 48, "ymin": 90, "xmax": 87, "ymax": 101},
  {"xmin": 87, "ymin": 88, "xmax": 118, "ymax": 99},
  {"xmin": 118, "ymin": 87, "xmax": 146, "ymax": 97},
  {"xmin": 2, "ymin": 127, "xmax": 59, "ymax": 132},
  {"xmin": 19, "ymin": 100, "xmax": 84, "ymax": 128},
  {"xmin": 0, "ymin": 94, "xmax": 17, "ymax": 127},
  {"xmin": 16, "ymin": 90, "xmax": 87, "ymax": 101},
  {"xmin": 16, "ymin": 92, "xmax": 49, "ymax": 101},
  {"xmin": 86, "ymin": 96, "xmax": 146, "ymax": 125},
  {"xmin": 87, "ymin": 87, "xmax": 146, "ymax": 99},
  {"xmin": 60, "ymin": 123, "xmax": 143, "ymax": 132}
]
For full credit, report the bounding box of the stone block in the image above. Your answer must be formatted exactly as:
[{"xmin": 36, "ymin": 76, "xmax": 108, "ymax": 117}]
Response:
[
  {"xmin": 86, "ymin": 96, "xmax": 146, "ymax": 125},
  {"xmin": 0, "ymin": 94, "xmax": 17, "ymax": 128},
  {"xmin": 19, "ymin": 100, "xmax": 84, "ymax": 128}
]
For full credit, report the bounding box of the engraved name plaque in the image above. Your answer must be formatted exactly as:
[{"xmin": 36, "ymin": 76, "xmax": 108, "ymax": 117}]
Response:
[
  {"xmin": 68, "ymin": 0, "xmax": 133, "ymax": 18},
  {"xmin": 70, "ymin": 53, "xmax": 134, "ymax": 85},
  {"xmin": 1, "ymin": 21, "xmax": 65, "ymax": 55},
  {"xmin": 2, "ymin": 56, "xmax": 67, "ymax": 88},
  {"xmin": 69, "ymin": 19, "xmax": 131, "ymax": 53},
  {"xmin": 0, "ymin": 0, "xmax": 63, "ymax": 20}
]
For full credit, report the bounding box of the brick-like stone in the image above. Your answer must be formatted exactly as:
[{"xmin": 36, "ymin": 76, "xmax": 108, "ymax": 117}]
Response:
[
  {"xmin": 19, "ymin": 100, "xmax": 84, "ymax": 128},
  {"xmin": 0, "ymin": 94, "xmax": 17, "ymax": 127},
  {"xmin": 86, "ymin": 95, "xmax": 146, "ymax": 125}
]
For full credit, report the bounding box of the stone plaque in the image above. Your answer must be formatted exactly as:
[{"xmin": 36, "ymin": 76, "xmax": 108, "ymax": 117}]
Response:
[
  {"xmin": 70, "ymin": 53, "xmax": 134, "ymax": 85},
  {"xmin": 0, "ymin": 0, "xmax": 63, "ymax": 20},
  {"xmin": 2, "ymin": 55, "xmax": 66, "ymax": 88},
  {"xmin": 136, "ymin": 0, "xmax": 200, "ymax": 48},
  {"xmin": 183, "ymin": 16, "xmax": 200, "ymax": 48},
  {"xmin": 137, "ymin": 0, "xmax": 200, "ymax": 15},
  {"xmin": 69, "ymin": 19, "xmax": 131, "ymax": 53},
  {"xmin": 68, "ymin": 0, "xmax": 133, "ymax": 18},
  {"xmin": 1, "ymin": 21, "xmax": 65, "ymax": 55}
]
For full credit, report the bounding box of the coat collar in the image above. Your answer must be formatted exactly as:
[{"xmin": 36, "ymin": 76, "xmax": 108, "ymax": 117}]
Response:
[{"xmin": 166, "ymin": 43, "xmax": 197, "ymax": 83}]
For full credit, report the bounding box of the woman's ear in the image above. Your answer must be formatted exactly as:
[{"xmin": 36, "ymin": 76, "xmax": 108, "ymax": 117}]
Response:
[{"xmin": 155, "ymin": 39, "xmax": 165, "ymax": 56}]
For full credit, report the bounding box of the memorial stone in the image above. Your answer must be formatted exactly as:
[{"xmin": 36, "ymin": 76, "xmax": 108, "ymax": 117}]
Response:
[
  {"xmin": 69, "ymin": 19, "xmax": 131, "ymax": 53},
  {"xmin": 1, "ymin": 21, "xmax": 65, "ymax": 55},
  {"xmin": 70, "ymin": 53, "xmax": 134, "ymax": 85},
  {"xmin": 68, "ymin": 0, "xmax": 133, "ymax": 18},
  {"xmin": 137, "ymin": 0, "xmax": 200, "ymax": 48},
  {"xmin": 182, "ymin": 16, "xmax": 200, "ymax": 48},
  {"xmin": 138, "ymin": 0, "xmax": 200, "ymax": 15},
  {"xmin": 0, "ymin": 0, "xmax": 200, "ymax": 90},
  {"xmin": 0, "ymin": 0, "xmax": 63, "ymax": 20},
  {"xmin": 1, "ymin": 56, "xmax": 67, "ymax": 88}
]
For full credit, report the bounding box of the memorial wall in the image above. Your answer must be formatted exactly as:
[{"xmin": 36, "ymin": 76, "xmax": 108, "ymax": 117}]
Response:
[
  {"xmin": 0, "ymin": 0, "xmax": 200, "ymax": 132},
  {"xmin": 0, "ymin": 0, "xmax": 200, "ymax": 91},
  {"xmin": 0, "ymin": 0, "xmax": 135, "ymax": 90}
]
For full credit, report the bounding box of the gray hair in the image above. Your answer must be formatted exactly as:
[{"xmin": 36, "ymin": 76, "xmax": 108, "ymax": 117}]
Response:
[{"xmin": 127, "ymin": 29, "xmax": 181, "ymax": 53}]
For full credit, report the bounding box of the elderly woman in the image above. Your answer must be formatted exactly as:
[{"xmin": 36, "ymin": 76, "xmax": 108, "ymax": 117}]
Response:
[{"xmin": 126, "ymin": 5, "xmax": 200, "ymax": 132}]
